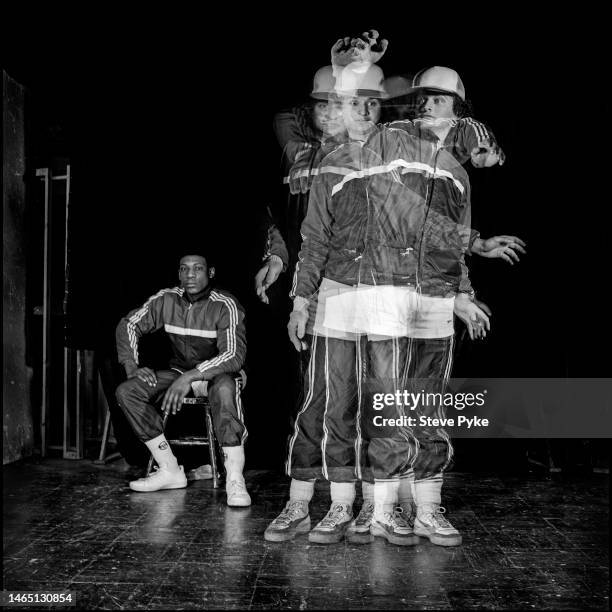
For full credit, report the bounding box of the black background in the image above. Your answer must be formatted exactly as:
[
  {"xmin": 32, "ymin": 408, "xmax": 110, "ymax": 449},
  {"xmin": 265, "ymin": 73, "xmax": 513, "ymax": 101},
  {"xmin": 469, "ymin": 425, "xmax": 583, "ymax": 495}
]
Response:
[{"xmin": 4, "ymin": 12, "xmax": 609, "ymax": 468}]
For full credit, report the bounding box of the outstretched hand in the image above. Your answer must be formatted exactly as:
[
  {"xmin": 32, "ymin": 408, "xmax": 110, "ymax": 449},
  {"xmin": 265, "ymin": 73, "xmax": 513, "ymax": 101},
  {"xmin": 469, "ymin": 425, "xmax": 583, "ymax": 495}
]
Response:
[{"xmin": 477, "ymin": 235, "xmax": 527, "ymax": 265}]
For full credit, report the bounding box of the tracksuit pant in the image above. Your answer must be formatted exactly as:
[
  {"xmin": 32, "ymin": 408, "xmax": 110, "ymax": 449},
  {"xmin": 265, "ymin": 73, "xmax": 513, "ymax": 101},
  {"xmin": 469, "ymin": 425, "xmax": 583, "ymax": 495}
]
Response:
[
  {"xmin": 116, "ymin": 370, "xmax": 247, "ymax": 447},
  {"xmin": 286, "ymin": 333, "xmax": 454, "ymax": 482}
]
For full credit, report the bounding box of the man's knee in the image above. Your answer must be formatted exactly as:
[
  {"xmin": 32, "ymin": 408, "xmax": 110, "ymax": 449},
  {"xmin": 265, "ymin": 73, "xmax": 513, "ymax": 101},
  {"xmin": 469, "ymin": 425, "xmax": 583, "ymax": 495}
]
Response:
[
  {"xmin": 115, "ymin": 378, "xmax": 144, "ymax": 407},
  {"xmin": 208, "ymin": 373, "xmax": 237, "ymax": 402}
]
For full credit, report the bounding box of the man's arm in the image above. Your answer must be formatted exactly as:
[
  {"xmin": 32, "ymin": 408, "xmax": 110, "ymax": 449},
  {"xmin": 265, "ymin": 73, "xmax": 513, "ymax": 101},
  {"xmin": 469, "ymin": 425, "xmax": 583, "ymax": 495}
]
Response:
[
  {"xmin": 290, "ymin": 172, "xmax": 334, "ymax": 301},
  {"xmin": 453, "ymin": 118, "xmax": 505, "ymax": 167},
  {"xmin": 255, "ymin": 222, "xmax": 288, "ymax": 304},
  {"xmin": 195, "ymin": 295, "xmax": 247, "ymax": 381},
  {"xmin": 115, "ymin": 288, "xmax": 169, "ymax": 375}
]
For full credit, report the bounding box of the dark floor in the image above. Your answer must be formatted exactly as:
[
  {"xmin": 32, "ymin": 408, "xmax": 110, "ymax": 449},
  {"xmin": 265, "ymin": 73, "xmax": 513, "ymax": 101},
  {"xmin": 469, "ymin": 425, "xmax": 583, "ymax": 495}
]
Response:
[{"xmin": 3, "ymin": 458, "xmax": 610, "ymax": 610}]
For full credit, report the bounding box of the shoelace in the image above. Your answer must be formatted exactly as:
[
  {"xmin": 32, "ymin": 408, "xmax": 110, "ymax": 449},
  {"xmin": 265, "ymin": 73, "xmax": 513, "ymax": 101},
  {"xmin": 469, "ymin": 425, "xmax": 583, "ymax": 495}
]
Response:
[
  {"xmin": 382, "ymin": 507, "xmax": 410, "ymax": 529},
  {"xmin": 228, "ymin": 480, "xmax": 247, "ymax": 493},
  {"xmin": 274, "ymin": 501, "xmax": 307, "ymax": 526},
  {"xmin": 430, "ymin": 506, "xmax": 453, "ymax": 529},
  {"xmin": 318, "ymin": 504, "xmax": 348, "ymax": 528}
]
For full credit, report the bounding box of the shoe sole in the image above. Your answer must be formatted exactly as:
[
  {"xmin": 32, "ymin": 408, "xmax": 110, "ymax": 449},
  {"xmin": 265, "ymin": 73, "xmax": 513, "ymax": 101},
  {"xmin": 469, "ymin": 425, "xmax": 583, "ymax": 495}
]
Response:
[
  {"xmin": 413, "ymin": 527, "xmax": 462, "ymax": 546},
  {"xmin": 227, "ymin": 498, "xmax": 252, "ymax": 507},
  {"xmin": 129, "ymin": 480, "xmax": 188, "ymax": 492},
  {"xmin": 264, "ymin": 517, "xmax": 311, "ymax": 542},
  {"xmin": 346, "ymin": 530, "xmax": 374, "ymax": 544},
  {"xmin": 370, "ymin": 523, "xmax": 419, "ymax": 546},
  {"xmin": 308, "ymin": 521, "xmax": 351, "ymax": 544}
]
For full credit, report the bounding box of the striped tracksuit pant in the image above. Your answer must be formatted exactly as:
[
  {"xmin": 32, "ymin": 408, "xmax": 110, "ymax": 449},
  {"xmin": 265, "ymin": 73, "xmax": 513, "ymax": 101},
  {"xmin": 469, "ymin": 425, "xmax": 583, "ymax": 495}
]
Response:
[
  {"xmin": 285, "ymin": 333, "xmax": 454, "ymax": 482},
  {"xmin": 116, "ymin": 371, "xmax": 247, "ymax": 447}
]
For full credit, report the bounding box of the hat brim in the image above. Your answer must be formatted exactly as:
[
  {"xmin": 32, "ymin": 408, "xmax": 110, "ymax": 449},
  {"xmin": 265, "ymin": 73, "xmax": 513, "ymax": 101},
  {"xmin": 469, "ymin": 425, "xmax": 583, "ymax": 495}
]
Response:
[
  {"xmin": 334, "ymin": 89, "xmax": 388, "ymax": 99},
  {"xmin": 404, "ymin": 85, "xmax": 465, "ymax": 100}
]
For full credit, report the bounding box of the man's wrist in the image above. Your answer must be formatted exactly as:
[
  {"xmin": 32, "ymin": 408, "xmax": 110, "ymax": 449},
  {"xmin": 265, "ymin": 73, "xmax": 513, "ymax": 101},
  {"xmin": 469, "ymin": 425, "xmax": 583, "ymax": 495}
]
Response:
[
  {"xmin": 293, "ymin": 296, "xmax": 309, "ymax": 311},
  {"xmin": 184, "ymin": 368, "xmax": 204, "ymax": 383},
  {"xmin": 123, "ymin": 360, "xmax": 138, "ymax": 376}
]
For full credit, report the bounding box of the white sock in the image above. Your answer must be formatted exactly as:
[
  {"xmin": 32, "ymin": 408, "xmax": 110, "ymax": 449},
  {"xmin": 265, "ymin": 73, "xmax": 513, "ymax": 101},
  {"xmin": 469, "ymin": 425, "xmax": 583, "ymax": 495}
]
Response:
[
  {"xmin": 415, "ymin": 474, "xmax": 443, "ymax": 517},
  {"xmin": 288, "ymin": 478, "xmax": 315, "ymax": 515},
  {"xmin": 145, "ymin": 434, "xmax": 179, "ymax": 470},
  {"xmin": 398, "ymin": 470, "xmax": 415, "ymax": 507},
  {"xmin": 361, "ymin": 481, "xmax": 375, "ymax": 503},
  {"xmin": 223, "ymin": 445, "xmax": 245, "ymax": 482},
  {"xmin": 373, "ymin": 480, "xmax": 399, "ymax": 518},
  {"xmin": 330, "ymin": 481, "xmax": 355, "ymax": 507}
]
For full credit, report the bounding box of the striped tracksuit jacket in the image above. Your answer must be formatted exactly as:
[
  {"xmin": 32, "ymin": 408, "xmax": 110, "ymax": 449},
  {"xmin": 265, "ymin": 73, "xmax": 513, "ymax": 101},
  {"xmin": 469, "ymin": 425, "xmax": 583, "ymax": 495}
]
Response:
[{"xmin": 115, "ymin": 285, "xmax": 247, "ymax": 446}]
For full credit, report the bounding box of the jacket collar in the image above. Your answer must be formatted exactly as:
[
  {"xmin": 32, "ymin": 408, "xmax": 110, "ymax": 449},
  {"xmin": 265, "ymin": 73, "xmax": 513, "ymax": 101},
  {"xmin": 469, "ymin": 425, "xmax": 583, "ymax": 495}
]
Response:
[{"xmin": 181, "ymin": 284, "xmax": 212, "ymax": 304}]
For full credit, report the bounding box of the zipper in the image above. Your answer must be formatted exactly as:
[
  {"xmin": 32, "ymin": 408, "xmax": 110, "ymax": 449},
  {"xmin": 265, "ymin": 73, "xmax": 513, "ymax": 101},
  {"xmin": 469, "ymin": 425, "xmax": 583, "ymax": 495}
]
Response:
[
  {"xmin": 185, "ymin": 302, "xmax": 193, "ymax": 365},
  {"xmin": 416, "ymin": 139, "xmax": 442, "ymax": 295}
]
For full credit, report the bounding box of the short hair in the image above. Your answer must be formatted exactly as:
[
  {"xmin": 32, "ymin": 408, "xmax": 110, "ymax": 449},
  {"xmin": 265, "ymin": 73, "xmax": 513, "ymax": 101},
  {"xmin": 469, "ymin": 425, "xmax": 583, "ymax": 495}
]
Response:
[{"xmin": 178, "ymin": 252, "xmax": 210, "ymax": 267}]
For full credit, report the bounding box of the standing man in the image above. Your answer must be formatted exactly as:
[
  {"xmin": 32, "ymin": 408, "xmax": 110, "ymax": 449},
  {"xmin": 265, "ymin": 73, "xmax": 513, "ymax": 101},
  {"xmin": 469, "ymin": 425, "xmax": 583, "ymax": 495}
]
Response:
[{"xmin": 115, "ymin": 253, "xmax": 251, "ymax": 507}]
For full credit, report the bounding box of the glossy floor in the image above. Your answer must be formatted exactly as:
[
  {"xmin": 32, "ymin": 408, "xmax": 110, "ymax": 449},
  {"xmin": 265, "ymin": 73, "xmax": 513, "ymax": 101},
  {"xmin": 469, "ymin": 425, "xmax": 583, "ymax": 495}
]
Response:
[{"xmin": 3, "ymin": 458, "xmax": 609, "ymax": 610}]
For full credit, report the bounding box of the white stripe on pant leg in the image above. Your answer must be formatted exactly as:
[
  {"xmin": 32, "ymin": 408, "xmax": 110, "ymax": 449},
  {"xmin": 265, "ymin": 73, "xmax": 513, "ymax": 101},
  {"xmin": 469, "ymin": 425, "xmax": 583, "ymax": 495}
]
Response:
[
  {"xmin": 438, "ymin": 334, "xmax": 455, "ymax": 471},
  {"xmin": 235, "ymin": 380, "xmax": 248, "ymax": 444},
  {"xmin": 286, "ymin": 333, "xmax": 318, "ymax": 475},
  {"xmin": 321, "ymin": 335, "xmax": 330, "ymax": 480},
  {"xmin": 354, "ymin": 336, "xmax": 363, "ymax": 480}
]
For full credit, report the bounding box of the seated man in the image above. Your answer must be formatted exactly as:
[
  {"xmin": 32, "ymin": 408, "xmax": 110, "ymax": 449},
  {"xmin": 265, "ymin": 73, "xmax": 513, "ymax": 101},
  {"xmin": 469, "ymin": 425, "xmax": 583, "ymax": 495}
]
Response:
[{"xmin": 114, "ymin": 252, "xmax": 250, "ymax": 507}]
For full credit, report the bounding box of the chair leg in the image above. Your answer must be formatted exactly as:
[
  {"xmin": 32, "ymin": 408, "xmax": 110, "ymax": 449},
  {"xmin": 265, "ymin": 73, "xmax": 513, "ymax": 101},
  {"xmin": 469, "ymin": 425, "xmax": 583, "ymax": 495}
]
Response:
[{"xmin": 205, "ymin": 404, "xmax": 220, "ymax": 489}]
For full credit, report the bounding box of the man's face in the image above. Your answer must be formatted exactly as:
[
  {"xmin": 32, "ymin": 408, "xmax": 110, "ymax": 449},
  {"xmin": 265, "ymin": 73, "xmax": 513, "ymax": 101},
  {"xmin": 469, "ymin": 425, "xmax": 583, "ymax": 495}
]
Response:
[
  {"xmin": 340, "ymin": 95, "xmax": 382, "ymax": 137},
  {"xmin": 313, "ymin": 99, "xmax": 345, "ymax": 138},
  {"xmin": 417, "ymin": 93, "xmax": 457, "ymax": 120},
  {"xmin": 178, "ymin": 255, "xmax": 211, "ymax": 294}
]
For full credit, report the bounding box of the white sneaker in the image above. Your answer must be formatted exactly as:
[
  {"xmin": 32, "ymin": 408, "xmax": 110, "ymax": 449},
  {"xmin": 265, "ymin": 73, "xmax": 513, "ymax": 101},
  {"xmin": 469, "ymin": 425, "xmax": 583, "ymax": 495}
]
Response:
[
  {"xmin": 347, "ymin": 502, "xmax": 375, "ymax": 544},
  {"xmin": 413, "ymin": 505, "xmax": 462, "ymax": 546},
  {"xmin": 370, "ymin": 507, "xmax": 419, "ymax": 546},
  {"xmin": 226, "ymin": 479, "xmax": 251, "ymax": 507},
  {"xmin": 308, "ymin": 502, "xmax": 353, "ymax": 544},
  {"xmin": 264, "ymin": 500, "xmax": 310, "ymax": 542},
  {"xmin": 129, "ymin": 465, "xmax": 187, "ymax": 492}
]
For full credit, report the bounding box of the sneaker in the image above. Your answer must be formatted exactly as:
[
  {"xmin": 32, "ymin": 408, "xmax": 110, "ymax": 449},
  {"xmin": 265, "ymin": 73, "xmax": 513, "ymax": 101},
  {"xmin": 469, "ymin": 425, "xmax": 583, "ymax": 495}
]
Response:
[
  {"xmin": 347, "ymin": 502, "xmax": 375, "ymax": 544},
  {"xmin": 413, "ymin": 505, "xmax": 462, "ymax": 546},
  {"xmin": 129, "ymin": 465, "xmax": 187, "ymax": 492},
  {"xmin": 308, "ymin": 503, "xmax": 353, "ymax": 544},
  {"xmin": 264, "ymin": 501, "xmax": 311, "ymax": 542},
  {"xmin": 226, "ymin": 479, "xmax": 252, "ymax": 507},
  {"xmin": 398, "ymin": 501, "xmax": 417, "ymax": 529},
  {"xmin": 370, "ymin": 507, "xmax": 419, "ymax": 546}
]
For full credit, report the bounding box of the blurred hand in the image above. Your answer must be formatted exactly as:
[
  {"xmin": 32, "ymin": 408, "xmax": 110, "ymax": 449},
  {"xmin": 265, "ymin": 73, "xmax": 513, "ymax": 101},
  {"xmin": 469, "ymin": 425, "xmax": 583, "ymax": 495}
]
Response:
[
  {"xmin": 255, "ymin": 257, "xmax": 284, "ymax": 304},
  {"xmin": 476, "ymin": 235, "xmax": 526, "ymax": 265},
  {"xmin": 471, "ymin": 139, "xmax": 506, "ymax": 167},
  {"xmin": 331, "ymin": 30, "xmax": 388, "ymax": 66},
  {"xmin": 288, "ymin": 300, "xmax": 309, "ymax": 351},
  {"xmin": 454, "ymin": 294, "xmax": 491, "ymax": 340}
]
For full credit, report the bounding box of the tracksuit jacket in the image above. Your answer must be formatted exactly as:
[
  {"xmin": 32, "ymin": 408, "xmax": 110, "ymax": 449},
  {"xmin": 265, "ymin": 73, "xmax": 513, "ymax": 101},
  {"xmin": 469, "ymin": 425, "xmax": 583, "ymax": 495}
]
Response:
[
  {"xmin": 292, "ymin": 121, "xmax": 479, "ymax": 302},
  {"xmin": 116, "ymin": 285, "xmax": 246, "ymax": 379}
]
